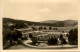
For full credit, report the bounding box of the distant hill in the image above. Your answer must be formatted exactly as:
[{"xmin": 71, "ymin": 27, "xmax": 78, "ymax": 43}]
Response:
[
  {"xmin": 54, "ymin": 20, "xmax": 78, "ymax": 27},
  {"xmin": 3, "ymin": 18, "xmax": 78, "ymax": 28},
  {"xmin": 41, "ymin": 20, "xmax": 78, "ymax": 27}
]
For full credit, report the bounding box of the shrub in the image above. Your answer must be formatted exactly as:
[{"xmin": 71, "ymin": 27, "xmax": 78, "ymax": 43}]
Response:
[{"xmin": 48, "ymin": 37, "xmax": 58, "ymax": 45}]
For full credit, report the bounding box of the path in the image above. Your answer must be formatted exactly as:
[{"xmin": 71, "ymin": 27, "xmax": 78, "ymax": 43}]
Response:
[{"xmin": 6, "ymin": 39, "xmax": 78, "ymax": 50}]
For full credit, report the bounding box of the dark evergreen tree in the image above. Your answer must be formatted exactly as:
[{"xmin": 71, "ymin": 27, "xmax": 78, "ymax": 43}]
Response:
[
  {"xmin": 68, "ymin": 28, "xmax": 78, "ymax": 45},
  {"xmin": 29, "ymin": 33, "xmax": 33, "ymax": 38},
  {"xmin": 48, "ymin": 37, "xmax": 58, "ymax": 45},
  {"xmin": 49, "ymin": 26, "xmax": 52, "ymax": 30},
  {"xmin": 44, "ymin": 27, "xmax": 46, "ymax": 30},
  {"xmin": 59, "ymin": 34, "xmax": 67, "ymax": 44}
]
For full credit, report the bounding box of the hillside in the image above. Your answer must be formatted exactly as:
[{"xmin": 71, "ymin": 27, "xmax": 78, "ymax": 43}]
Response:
[
  {"xmin": 41, "ymin": 20, "xmax": 78, "ymax": 27},
  {"xmin": 54, "ymin": 20, "xmax": 78, "ymax": 27},
  {"xmin": 3, "ymin": 18, "xmax": 78, "ymax": 28},
  {"xmin": 3, "ymin": 18, "xmax": 55, "ymax": 28}
]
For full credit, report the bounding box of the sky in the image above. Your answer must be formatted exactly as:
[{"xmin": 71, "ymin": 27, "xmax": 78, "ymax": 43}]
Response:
[{"xmin": 1, "ymin": 0, "xmax": 79, "ymax": 22}]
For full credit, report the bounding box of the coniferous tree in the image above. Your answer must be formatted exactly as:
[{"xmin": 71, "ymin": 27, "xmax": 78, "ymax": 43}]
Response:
[{"xmin": 68, "ymin": 28, "xmax": 78, "ymax": 45}]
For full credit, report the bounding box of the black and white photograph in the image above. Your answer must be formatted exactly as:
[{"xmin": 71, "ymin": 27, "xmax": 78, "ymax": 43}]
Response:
[{"xmin": 1, "ymin": 0, "xmax": 79, "ymax": 50}]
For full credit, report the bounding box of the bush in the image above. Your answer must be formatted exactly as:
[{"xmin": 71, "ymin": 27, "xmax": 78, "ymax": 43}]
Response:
[
  {"xmin": 48, "ymin": 37, "xmax": 58, "ymax": 45},
  {"xmin": 30, "ymin": 37, "xmax": 38, "ymax": 45}
]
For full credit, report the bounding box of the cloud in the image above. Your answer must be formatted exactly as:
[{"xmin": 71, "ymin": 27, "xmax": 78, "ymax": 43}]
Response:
[{"xmin": 39, "ymin": 8, "xmax": 50, "ymax": 13}]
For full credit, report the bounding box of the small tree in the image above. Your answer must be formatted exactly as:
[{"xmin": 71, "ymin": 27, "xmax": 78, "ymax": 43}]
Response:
[
  {"xmin": 59, "ymin": 34, "xmax": 63, "ymax": 40},
  {"xmin": 38, "ymin": 26, "xmax": 43, "ymax": 30},
  {"xmin": 29, "ymin": 33, "xmax": 33, "ymax": 38},
  {"xmin": 49, "ymin": 26, "xmax": 52, "ymax": 30},
  {"xmin": 44, "ymin": 27, "xmax": 46, "ymax": 30}
]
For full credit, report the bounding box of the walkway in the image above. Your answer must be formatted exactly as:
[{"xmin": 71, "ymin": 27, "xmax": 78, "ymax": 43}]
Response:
[
  {"xmin": 22, "ymin": 39, "xmax": 78, "ymax": 49},
  {"xmin": 6, "ymin": 39, "xmax": 78, "ymax": 50}
]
